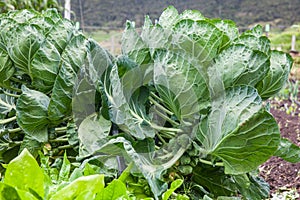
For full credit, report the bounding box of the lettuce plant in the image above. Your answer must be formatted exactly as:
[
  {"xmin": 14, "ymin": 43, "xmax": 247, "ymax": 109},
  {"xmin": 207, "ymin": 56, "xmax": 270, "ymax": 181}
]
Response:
[
  {"xmin": 0, "ymin": 149, "xmax": 186, "ymax": 200},
  {"xmin": 0, "ymin": 149, "xmax": 126, "ymax": 200}
]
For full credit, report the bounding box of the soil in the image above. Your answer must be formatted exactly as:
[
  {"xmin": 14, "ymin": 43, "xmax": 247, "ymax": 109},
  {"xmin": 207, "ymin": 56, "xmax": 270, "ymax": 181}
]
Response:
[{"xmin": 259, "ymin": 84, "xmax": 300, "ymax": 197}]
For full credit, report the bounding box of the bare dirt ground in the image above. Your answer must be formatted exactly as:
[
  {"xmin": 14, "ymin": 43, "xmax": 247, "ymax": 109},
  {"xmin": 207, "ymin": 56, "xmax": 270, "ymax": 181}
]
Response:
[{"xmin": 260, "ymin": 84, "xmax": 300, "ymax": 198}]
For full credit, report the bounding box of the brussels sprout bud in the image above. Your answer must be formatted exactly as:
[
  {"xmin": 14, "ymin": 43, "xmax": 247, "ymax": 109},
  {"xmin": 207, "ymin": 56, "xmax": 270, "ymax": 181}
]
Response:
[
  {"xmin": 180, "ymin": 155, "xmax": 191, "ymax": 165},
  {"xmin": 178, "ymin": 165, "xmax": 193, "ymax": 175}
]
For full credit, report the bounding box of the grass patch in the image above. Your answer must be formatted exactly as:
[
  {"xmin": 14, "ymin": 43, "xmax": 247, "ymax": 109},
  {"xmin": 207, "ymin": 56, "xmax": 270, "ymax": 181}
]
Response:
[
  {"xmin": 85, "ymin": 30, "xmax": 122, "ymax": 43},
  {"xmin": 269, "ymin": 26, "xmax": 300, "ymax": 52}
]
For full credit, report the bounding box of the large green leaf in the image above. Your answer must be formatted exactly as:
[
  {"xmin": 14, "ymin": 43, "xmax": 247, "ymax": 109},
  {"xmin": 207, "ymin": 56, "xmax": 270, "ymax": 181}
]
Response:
[
  {"xmin": 153, "ymin": 50, "xmax": 209, "ymax": 120},
  {"xmin": 158, "ymin": 6, "xmax": 179, "ymax": 29},
  {"xmin": 0, "ymin": 48, "xmax": 14, "ymax": 88},
  {"xmin": 233, "ymin": 25, "xmax": 270, "ymax": 55},
  {"xmin": 0, "ymin": 183, "xmax": 38, "ymax": 200},
  {"xmin": 141, "ymin": 17, "xmax": 171, "ymax": 55},
  {"xmin": 72, "ymin": 75, "xmax": 97, "ymax": 125},
  {"xmin": 122, "ymin": 21, "xmax": 151, "ymax": 64},
  {"xmin": 72, "ymin": 39, "xmax": 113, "ymax": 124},
  {"xmin": 209, "ymin": 19, "xmax": 239, "ymax": 49},
  {"xmin": 48, "ymin": 34, "xmax": 88, "ymax": 123},
  {"xmin": 233, "ymin": 174, "xmax": 269, "ymax": 200},
  {"xmin": 103, "ymin": 65, "xmax": 155, "ymax": 139},
  {"xmin": 16, "ymin": 86, "xmax": 50, "ymax": 142},
  {"xmin": 197, "ymin": 86, "xmax": 280, "ymax": 174},
  {"xmin": 172, "ymin": 19, "xmax": 223, "ymax": 64},
  {"xmin": 6, "ymin": 24, "xmax": 44, "ymax": 76},
  {"xmin": 86, "ymin": 39, "xmax": 114, "ymax": 85},
  {"xmin": 28, "ymin": 11, "xmax": 57, "ymax": 36},
  {"xmin": 46, "ymin": 18, "xmax": 75, "ymax": 54},
  {"xmin": 31, "ymin": 40, "xmax": 60, "ymax": 93},
  {"xmin": 4, "ymin": 148, "xmax": 44, "ymax": 199},
  {"xmin": 274, "ymin": 137, "xmax": 300, "ymax": 163},
  {"xmin": 49, "ymin": 174, "xmax": 105, "ymax": 200},
  {"xmin": 90, "ymin": 136, "xmax": 168, "ymax": 199},
  {"xmin": 95, "ymin": 179, "xmax": 128, "ymax": 200},
  {"xmin": 0, "ymin": 92, "xmax": 15, "ymax": 115},
  {"xmin": 212, "ymin": 109, "xmax": 279, "ymax": 174},
  {"xmin": 78, "ymin": 113, "xmax": 112, "ymax": 157},
  {"xmin": 215, "ymin": 44, "xmax": 269, "ymax": 88},
  {"xmin": 192, "ymin": 165, "xmax": 237, "ymax": 196},
  {"xmin": 256, "ymin": 51, "xmax": 292, "ymax": 99}
]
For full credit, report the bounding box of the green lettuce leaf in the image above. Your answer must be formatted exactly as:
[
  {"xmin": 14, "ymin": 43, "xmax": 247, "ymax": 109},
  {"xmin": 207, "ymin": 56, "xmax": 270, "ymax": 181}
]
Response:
[
  {"xmin": 162, "ymin": 179, "xmax": 184, "ymax": 200},
  {"xmin": 49, "ymin": 174, "xmax": 105, "ymax": 200},
  {"xmin": 3, "ymin": 148, "xmax": 44, "ymax": 199},
  {"xmin": 96, "ymin": 179, "xmax": 128, "ymax": 200},
  {"xmin": 0, "ymin": 182, "xmax": 38, "ymax": 200}
]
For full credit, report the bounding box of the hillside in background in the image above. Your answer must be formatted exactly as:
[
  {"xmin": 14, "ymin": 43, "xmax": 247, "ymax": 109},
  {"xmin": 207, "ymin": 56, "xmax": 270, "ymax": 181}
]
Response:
[{"xmin": 68, "ymin": 0, "xmax": 300, "ymax": 30}]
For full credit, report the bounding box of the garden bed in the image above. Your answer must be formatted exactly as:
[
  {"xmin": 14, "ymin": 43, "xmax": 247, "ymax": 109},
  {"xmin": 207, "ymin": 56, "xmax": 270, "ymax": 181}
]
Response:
[{"xmin": 260, "ymin": 84, "xmax": 300, "ymax": 197}]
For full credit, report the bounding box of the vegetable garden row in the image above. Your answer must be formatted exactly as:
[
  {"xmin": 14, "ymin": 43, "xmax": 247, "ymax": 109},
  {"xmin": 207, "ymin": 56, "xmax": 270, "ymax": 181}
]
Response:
[{"xmin": 0, "ymin": 6, "xmax": 300, "ymax": 199}]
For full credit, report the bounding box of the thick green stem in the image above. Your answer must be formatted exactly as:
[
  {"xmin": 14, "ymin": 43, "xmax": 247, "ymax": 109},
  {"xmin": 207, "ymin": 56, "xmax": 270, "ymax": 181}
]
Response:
[
  {"xmin": 160, "ymin": 131, "xmax": 176, "ymax": 139},
  {"xmin": 156, "ymin": 133, "xmax": 167, "ymax": 145},
  {"xmin": 9, "ymin": 77, "xmax": 27, "ymax": 85},
  {"xmin": 150, "ymin": 92, "xmax": 164, "ymax": 103},
  {"xmin": 57, "ymin": 144, "xmax": 73, "ymax": 150},
  {"xmin": 0, "ymin": 98, "xmax": 16, "ymax": 111},
  {"xmin": 149, "ymin": 96, "xmax": 173, "ymax": 116},
  {"xmin": 2, "ymin": 90, "xmax": 20, "ymax": 98},
  {"xmin": 2, "ymin": 86, "xmax": 22, "ymax": 93},
  {"xmin": 10, "ymin": 141, "xmax": 22, "ymax": 146},
  {"xmin": 152, "ymin": 108, "xmax": 180, "ymax": 126},
  {"xmin": 199, "ymin": 158, "xmax": 224, "ymax": 167},
  {"xmin": 55, "ymin": 126, "xmax": 68, "ymax": 133},
  {"xmin": 129, "ymin": 104, "xmax": 182, "ymax": 134},
  {"xmin": 0, "ymin": 116, "xmax": 17, "ymax": 125},
  {"xmin": 49, "ymin": 138, "xmax": 68, "ymax": 143},
  {"xmin": 8, "ymin": 127, "xmax": 22, "ymax": 133},
  {"xmin": 151, "ymin": 123, "xmax": 182, "ymax": 133}
]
